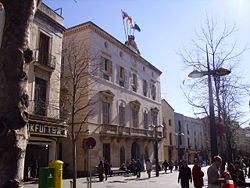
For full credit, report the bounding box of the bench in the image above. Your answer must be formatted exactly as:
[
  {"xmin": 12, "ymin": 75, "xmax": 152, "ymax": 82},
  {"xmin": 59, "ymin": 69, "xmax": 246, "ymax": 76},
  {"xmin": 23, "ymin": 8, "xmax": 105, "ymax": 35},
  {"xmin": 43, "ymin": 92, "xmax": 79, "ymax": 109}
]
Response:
[{"xmin": 111, "ymin": 168, "xmax": 129, "ymax": 176}]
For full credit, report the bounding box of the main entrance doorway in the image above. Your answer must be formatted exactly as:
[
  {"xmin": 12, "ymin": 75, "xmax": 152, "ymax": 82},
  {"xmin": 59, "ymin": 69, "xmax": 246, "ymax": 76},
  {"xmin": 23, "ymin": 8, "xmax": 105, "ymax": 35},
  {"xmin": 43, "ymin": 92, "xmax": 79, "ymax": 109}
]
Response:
[{"xmin": 131, "ymin": 142, "xmax": 140, "ymax": 160}]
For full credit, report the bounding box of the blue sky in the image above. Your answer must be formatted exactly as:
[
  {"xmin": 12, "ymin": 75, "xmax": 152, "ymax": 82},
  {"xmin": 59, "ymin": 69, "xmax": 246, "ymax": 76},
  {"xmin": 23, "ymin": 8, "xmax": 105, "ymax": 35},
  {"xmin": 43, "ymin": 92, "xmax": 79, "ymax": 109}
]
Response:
[{"xmin": 44, "ymin": 0, "xmax": 250, "ymax": 125}]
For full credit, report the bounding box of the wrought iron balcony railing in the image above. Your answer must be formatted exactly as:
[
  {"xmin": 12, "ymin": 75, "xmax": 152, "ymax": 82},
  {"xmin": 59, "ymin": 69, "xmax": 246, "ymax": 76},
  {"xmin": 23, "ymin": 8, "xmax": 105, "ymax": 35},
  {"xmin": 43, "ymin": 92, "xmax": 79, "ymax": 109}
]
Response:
[
  {"xmin": 100, "ymin": 124, "xmax": 163, "ymax": 139},
  {"xmin": 33, "ymin": 49, "xmax": 56, "ymax": 71}
]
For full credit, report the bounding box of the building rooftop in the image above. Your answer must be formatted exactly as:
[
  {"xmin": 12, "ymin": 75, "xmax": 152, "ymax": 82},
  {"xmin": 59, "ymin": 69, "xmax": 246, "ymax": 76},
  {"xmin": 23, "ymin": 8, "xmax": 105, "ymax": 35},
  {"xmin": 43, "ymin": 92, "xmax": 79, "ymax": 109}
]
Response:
[{"xmin": 65, "ymin": 21, "xmax": 162, "ymax": 75}]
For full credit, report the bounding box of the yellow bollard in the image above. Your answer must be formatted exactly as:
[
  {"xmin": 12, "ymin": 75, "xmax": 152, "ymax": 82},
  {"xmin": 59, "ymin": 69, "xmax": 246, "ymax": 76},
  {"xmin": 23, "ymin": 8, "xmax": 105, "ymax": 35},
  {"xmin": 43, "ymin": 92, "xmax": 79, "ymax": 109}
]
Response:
[{"xmin": 50, "ymin": 160, "xmax": 64, "ymax": 188}]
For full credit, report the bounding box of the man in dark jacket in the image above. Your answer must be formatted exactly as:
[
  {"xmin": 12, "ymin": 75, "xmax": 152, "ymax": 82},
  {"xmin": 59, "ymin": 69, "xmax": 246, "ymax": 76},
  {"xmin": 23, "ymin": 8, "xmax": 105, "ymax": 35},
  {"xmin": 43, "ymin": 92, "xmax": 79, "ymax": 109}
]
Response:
[
  {"xmin": 234, "ymin": 161, "xmax": 246, "ymax": 187},
  {"xmin": 135, "ymin": 159, "xmax": 142, "ymax": 178},
  {"xmin": 98, "ymin": 161, "xmax": 104, "ymax": 182},
  {"xmin": 178, "ymin": 160, "xmax": 192, "ymax": 188},
  {"xmin": 192, "ymin": 159, "xmax": 204, "ymax": 188},
  {"xmin": 104, "ymin": 160, "xmax": 110, "ymax": 181}
]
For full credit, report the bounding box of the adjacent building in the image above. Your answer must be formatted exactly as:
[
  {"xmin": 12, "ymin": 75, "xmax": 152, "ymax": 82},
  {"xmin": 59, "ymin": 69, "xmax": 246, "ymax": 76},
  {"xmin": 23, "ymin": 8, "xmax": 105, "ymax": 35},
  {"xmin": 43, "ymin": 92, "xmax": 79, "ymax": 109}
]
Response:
[
  {"xmin": 61, "ymin": 22, "xmax": 163, "ymax": 175},
  {"xmin": 24, "ymin": 3, "xmax": 66, "ymax": 179},
  {"xmin": 174, "ymin": 113, "xmax": 209, "ymax": 163},
  {"xmin": 161, "ymin": 99, "xmax": 177, "ymax": 161}
]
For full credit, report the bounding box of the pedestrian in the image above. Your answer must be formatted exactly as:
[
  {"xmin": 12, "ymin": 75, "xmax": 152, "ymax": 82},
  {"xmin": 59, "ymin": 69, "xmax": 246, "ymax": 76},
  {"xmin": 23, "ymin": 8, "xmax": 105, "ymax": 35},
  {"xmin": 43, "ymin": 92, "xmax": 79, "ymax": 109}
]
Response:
[
  {"xmin": 32, "ymin": 159, "xmax": 38, "ymax": 178},
  {"xmin": 130, "ymin": 159, "xmax": 136, "ymax": 175},
  {"xmin": 135, "ymin": 159, "xmax": 142, "ymax": 178},
  {"xmin": 207, "ymin": 155, "xmax": 223, "ymax": 188},
  {"xmin": 234, "ymin": 161, "xmax": 246, "ymax": 187},
  {"xmin": 162, "ymin": 160, "xmax": 169, "ymax": 173},
  {"xmin": 145, "ymin": 159, "xmax": 152, "ymax": 178},
  {"xmin": 192, "ymin": 159, "xmax": 204, "ymax": 188},
  {"xmin": 175, "ymin": 160, "xmax": 179, "ymax": 171},
  {"xmin": 98, "ymin": 160, "xmax": 104, "ymax": 182},
  {"xmin": 178, "ymin": 160, "xmax": 192, "ymax": 188},
  {"xmin": 169, "ymin": 160, "xmax": 174, "ymax": 173},
  {"xmin": 104, "ymin": 160, "xmax": 110, "ymax": 181},
  {"xmin": 221, "ymin": 172, "xmax": 234, "ymax": 188}
]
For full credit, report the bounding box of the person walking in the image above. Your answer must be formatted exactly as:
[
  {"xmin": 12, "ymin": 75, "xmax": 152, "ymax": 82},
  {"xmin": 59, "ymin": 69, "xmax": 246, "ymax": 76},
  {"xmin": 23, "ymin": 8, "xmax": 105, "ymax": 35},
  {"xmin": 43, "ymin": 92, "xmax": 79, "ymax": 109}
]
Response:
[
  {"xmin": 135, "ymin": 159, "xmax": 142, "ymax": 178},
  {"xmin": 104, "ymin": 160, "xmax": 110, "ymax": 181},
  {"xmin": 175, "ymin": 160, "xmax": 179, "ymax": 171},
  {"xmin": 162, "ymin": 160, "xmax": 169, "ymax": 173},
  {"xmin": 169, "ymin": 160, "xmax": 174, "ymax": 173},
  {"xmin": 145, "ymin": 159, "xmax": 152, "ymax": 178},
  {"xmin": 178, "ymin": 160, "xmax": 192, "ymax": 188},
  {"xmin": 207, "ymin": 156, "xmax": 222, "ymax": 188},
  {"xmin": 98, "ymin": 160, "xmax": 104, "ymax": 182},
  {"xmin": 234, "ymin": 161, "xmax": 246, "ymax": 187},
  {"xmin": 192, "ymin": 159, "xmax": 204, "ymax": 188}
]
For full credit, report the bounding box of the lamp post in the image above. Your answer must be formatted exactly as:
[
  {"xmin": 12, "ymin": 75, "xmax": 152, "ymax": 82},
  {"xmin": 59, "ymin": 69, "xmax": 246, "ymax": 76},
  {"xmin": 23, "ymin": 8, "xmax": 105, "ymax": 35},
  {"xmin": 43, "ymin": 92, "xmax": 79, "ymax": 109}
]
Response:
[
  {"xmin": 188, "ymin": 45, "xmax": 231, "ymax": 159},
  {"xmin": 150, "ymin": 124, "xmax": 163, "ymax": 177},
  {"xmin": 175, "ymin": 133, "xmax": 184, "ymax": 162}
]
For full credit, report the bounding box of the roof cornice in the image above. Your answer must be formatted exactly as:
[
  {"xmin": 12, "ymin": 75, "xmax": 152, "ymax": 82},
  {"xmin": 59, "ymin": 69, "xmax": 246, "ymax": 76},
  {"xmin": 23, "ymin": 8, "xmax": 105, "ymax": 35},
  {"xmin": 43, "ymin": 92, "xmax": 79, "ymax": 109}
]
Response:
[{"xmin": 64, "ymin": 21, "xmax": 162, "ymax": 75}]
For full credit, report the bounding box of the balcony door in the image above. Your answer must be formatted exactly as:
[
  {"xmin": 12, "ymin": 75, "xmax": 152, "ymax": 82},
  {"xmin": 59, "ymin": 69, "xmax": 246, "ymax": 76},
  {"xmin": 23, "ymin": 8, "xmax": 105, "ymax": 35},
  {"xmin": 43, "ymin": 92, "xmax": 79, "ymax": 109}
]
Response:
[{"xmin": 38, "ymin": 32, "xmax": 50, "ymax": 66}]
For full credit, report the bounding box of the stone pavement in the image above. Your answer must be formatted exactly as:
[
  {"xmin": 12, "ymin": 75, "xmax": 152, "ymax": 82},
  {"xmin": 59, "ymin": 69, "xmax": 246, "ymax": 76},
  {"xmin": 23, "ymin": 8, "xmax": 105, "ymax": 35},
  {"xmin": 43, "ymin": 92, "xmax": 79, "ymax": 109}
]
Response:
[{"xmin": 24, "ymin": 166, "xmax": 249, "ymax": 188}]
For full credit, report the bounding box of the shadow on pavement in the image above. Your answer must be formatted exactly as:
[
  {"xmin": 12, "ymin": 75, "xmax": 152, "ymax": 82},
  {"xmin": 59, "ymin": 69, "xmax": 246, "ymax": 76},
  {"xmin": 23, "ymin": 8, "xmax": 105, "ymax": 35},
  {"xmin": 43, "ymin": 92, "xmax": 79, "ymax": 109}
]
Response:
[{"xmin": 108, "ymin": 180, "xmax": 127, "ymax": 183}]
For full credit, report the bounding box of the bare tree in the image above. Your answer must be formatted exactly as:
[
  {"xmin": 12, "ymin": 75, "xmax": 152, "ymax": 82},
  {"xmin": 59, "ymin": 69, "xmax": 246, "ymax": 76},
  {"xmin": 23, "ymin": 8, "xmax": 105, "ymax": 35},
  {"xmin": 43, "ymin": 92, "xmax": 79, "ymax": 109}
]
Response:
[
  {"xmin": 61, "ymin": 37, "xmax": 98, "ymax": 188},
  {"xmin": 0, "ymin": 1, "xmax": 41, "ymax": 187},
  {"xmin": 180, "ymin": 17, "xmax": 249, "ymax": 160}
]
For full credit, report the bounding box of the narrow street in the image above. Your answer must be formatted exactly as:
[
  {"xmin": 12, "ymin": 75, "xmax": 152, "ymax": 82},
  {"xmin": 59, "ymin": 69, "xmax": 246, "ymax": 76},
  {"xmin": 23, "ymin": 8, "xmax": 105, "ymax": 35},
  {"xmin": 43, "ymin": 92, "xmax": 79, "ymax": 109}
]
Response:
[{"xmin": 24, "ymin": 165, "xmax": 210, "ymax": 188}]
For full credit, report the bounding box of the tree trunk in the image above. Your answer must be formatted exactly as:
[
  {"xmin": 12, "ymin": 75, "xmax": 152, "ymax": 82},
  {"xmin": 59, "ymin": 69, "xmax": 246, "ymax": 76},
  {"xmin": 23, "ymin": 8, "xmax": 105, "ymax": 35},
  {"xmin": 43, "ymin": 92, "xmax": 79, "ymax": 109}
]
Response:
[{"xmin": 0, "ymin": 1, "xmax": 37, "ymax": 187}]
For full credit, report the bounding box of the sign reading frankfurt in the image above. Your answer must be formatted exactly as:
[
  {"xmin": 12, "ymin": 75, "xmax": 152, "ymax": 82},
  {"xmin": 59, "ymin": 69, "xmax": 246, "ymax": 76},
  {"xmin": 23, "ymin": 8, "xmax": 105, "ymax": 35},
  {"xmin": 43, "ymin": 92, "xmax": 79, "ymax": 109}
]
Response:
[{"xmin": 28, "ymin": 120, "xmax": 67, "ymax": 137}]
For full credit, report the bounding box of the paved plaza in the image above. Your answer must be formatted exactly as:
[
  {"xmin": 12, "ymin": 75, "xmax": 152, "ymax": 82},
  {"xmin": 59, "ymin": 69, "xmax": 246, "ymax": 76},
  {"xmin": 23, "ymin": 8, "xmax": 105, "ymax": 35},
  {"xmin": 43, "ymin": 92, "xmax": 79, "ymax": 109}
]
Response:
[
  {"xmin": 23, "ymin": 165, "xmax": 250, "ymax": 188},
  {"xmin": 24, "ymin": 166, "xmax": 209, "ymax": 188}
]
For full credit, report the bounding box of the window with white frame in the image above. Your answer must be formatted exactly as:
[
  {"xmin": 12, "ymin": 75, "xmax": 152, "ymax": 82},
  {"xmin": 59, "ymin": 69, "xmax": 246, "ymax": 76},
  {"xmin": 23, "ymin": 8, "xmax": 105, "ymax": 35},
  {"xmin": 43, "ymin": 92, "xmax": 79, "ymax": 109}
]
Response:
[
  {"xmin": 143, "ymin": 80, "xmax": 147, "ymax": 97},
  {"xmin": 102, "ymin": 101, "xmax": 110, "ymax": 124},
  {"xmin": 132, "ymin": 73, "xmax": 137, "ymax": 92},
  {"xmin": 100, "ymin": 57, "xmax": 112, "ymax": 80},
  {"xmin": 151, "ymin": 111, "xmax": 158, "ymax": 126},
  {"xmin": 143, "ymin": 111, "xmax": 148, "ymax": 129},
  {"xmin": 119, "ymin": 104, "xmax": 125, "ymax": 126},
  {"xmin": 119, "ymin": 66, "xmax": 125, "ymax": 87},
  {"xmin": 132, "ymin": 108, "xmax": 139, "ymax": 127},
  {"xmin": 151, "ymin": 82, "xmax": 156, "ymax": 100}
]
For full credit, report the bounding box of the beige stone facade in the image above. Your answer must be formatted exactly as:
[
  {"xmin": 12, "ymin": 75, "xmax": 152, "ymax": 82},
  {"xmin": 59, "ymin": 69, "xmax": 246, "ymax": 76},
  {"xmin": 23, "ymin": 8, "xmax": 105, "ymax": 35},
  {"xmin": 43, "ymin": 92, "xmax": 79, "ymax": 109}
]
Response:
[
  {"xmin": 161, "ymin": 99, "xmax": 177, "ymax": 161},
  {"xmin": 175, "ymin": 113, "xmax": 209, "ymax": 163},
  {"xmin": 61, "ymin": 22, "xmax": 163, "ymax": 175}
]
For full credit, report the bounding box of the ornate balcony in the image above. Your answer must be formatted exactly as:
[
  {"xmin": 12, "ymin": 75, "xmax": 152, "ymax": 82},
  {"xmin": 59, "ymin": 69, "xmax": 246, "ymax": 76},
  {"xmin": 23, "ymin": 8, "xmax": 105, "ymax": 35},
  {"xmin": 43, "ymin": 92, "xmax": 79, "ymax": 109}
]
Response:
[
  {"xmin": 99, "ymin": 124, "xmax": 163, "ymax": 139},
  {"xmin": 33, "ymin": 49, "xmax": 56, "ymax": 72}
]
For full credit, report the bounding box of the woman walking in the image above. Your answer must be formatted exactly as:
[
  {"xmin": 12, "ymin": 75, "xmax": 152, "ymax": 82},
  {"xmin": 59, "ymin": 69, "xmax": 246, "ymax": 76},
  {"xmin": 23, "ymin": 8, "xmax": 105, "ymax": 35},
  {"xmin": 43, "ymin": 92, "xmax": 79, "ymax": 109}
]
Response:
[
  {"xmin": 192, "ymin": 159, "xmax": 204, "ymax": 188},
  {"xmin": 145, "ymin": 159, "xmax": 152, "ymax": 178}
]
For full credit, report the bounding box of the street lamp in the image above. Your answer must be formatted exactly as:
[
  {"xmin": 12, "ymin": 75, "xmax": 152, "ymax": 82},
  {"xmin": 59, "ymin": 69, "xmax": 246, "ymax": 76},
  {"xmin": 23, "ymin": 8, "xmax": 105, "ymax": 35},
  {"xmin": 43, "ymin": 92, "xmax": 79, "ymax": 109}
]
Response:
[
  {"xmin": 188, "ymin": 45, "xmax": 231, "ymax": 159},
  {"xmin": 175, "ymin": 132, "xmax": 184, "ymax": 162},
  {"xmin": 150, "ymin": 124, "xmax": 163, "ymax": 177}
]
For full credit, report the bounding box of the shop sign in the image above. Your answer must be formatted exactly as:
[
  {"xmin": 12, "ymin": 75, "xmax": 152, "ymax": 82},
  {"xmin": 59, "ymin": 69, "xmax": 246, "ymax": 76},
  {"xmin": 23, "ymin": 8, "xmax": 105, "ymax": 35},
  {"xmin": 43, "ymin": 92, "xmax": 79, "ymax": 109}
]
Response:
[{"xmin": 28, "ymin": 120, "xmax": 67, "ymax": 137}]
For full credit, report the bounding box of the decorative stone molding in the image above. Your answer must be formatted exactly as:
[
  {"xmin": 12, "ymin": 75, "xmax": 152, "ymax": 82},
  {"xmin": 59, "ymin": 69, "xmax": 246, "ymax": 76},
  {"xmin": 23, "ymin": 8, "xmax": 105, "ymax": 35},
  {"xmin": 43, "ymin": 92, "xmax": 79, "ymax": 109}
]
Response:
[
  {"xmin": 129, "ymin": 100, "xmax": 141, "ymax": 111},
  {"xmin": 99, "ymin": 90, "xmax": 114, "ymax": 102},
  {"xmin": 150, "ymin": 107, "xmax": 159, "ymax": 115},
  {"xmin": 64, "ymin": 21, "xmax": 161, "ymax": 75}
]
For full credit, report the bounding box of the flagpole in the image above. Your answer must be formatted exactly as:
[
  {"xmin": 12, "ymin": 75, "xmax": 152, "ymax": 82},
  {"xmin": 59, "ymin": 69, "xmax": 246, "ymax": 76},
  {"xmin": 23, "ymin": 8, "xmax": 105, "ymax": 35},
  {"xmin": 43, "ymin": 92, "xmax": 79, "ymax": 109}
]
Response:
[
  {"xmin": 121, "ymin": 10, "xmax": 127, "ymax": 42},
  {"xmin": 126, "ymin": 20, "xmax": 129, "ymax": 40}
]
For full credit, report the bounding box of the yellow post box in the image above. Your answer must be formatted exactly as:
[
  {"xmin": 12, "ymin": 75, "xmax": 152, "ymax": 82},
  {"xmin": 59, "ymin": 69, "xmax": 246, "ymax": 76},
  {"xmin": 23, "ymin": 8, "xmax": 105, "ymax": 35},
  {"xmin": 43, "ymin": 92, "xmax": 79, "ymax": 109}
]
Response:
[{"xmin": 50, "ymin": 160, "xmax": 64, "ymax": 188}]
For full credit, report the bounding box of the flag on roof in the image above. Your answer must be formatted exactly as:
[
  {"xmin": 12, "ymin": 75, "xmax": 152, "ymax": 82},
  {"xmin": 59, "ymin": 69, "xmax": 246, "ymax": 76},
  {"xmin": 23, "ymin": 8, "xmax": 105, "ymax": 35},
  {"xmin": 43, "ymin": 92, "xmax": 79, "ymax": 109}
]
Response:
[
  {"xmin": 132, "ymin": 23, "xmax": 141, "ymax": 32},
  {"xmin": 125, "ymin": 16, "xmax": 133, "ymax": 24},
  {"xmin": 121, "ymin": 10, "xmax": 128, "ymax": 19}
]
